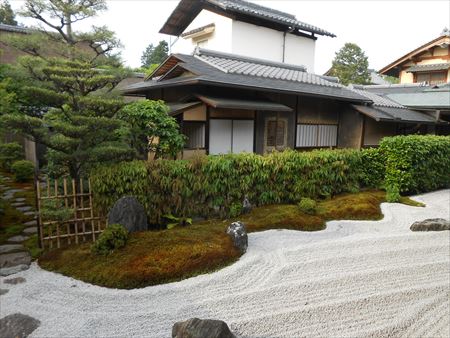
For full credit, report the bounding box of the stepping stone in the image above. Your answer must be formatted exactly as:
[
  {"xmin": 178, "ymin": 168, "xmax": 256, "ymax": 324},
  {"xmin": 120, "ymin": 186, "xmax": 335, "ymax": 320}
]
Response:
[
  {"xmin": 0, "ymin": 264, "xmax": 29, "ymax": 277},
  {"xmin": 14, "ymin": 197, "xmax": 26, "ymax": 202},
  {"xmin": 0, "ymin": 313, "xmax": 40, "ymax": 338},
  {"xmin": 7, "ymin": 235, "xmax": 29, "ymax": 243},
  {"xmin": 16, "ymin": 206, "xmax": 32, "ymax": 212},
  {"xmin": 24, "ymin": 220, "xmax": 37, "ymax": 226},
  {"xmin": 3, "ymin": 277, "xmax": 26, "ymax": 285},
  {"xmin": 0, "ymin": 244, "xmax": 24, "ymax": 254},
  {"xmin": 0, "ymin": 289, "xmax": 8, "ymax": 295},
  {"xmin": 23, "ymin": 211, "xmax": 35, "ymax": 216},
  {"xmin": 11, "ymin": 202, "xmax": 26, "ymax": 207},
  {"xmin": 23, "ymin": 227, "xmax": 37, "ymax": 235},
  {"xmin": 0, "ymin": 252, "xmax": 31, "ymax": 268}
]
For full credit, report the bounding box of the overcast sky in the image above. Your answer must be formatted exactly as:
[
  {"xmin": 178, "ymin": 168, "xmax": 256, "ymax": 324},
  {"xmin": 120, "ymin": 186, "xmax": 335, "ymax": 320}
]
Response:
[{"xmin": 9, "ymin": 0, "xmax": 450, "ymax": 74}]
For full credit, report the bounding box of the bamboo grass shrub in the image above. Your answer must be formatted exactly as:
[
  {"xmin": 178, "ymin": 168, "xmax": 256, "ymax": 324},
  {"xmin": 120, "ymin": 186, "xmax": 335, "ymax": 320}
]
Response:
[
  {"xmin": 379, "ymin": 135, "xmax": 450, "ymax": 194},
  {"xmin": 91, "ymin": 149, "xmax": 365, "ymax": 222}
]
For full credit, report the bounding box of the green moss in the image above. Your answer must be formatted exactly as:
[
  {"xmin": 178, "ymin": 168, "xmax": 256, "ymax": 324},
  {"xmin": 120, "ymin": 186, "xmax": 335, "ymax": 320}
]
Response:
[
  {"xmin": 37, "ymin": 190, "xmax": 427, "ymax": 289},
  {"xmin": 399, "ymin": 196, "xmax": 425, "ymax": 207}
]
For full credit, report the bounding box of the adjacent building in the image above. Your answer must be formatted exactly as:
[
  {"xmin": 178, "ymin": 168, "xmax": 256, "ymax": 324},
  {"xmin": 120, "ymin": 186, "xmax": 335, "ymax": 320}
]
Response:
[
  {"xmin": 164, "ymin": 0, "xmax": 336, "ymax": 73},
  {"xmin": 379, "ymin": 29, "xmax": 450, "ymax": 85}
]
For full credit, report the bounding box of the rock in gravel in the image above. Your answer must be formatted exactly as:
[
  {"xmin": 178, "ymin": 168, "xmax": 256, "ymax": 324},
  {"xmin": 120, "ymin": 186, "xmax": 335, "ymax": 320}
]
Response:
[
  {"xmin": 23, "ymin": 227, "xmax": 37, "ymax": 235},
  {"xmin": 4, "ymin": 277, "xmax": 26, "ymax": 285},
  {"xmin": 0, "ymin": 252, "xmax": 31, "ymax": 268},
  {"xmin": 0, "ymin": 289, "xmax": 8, "ymax": 295},
  {"xmin": 107, "ymin": 196, "xmax": 148, "ymax": 233},
  {"xmin": 0, "ymin": 313, "xmax": 40, "ymax": 338},
  {"xmin": 172, "ymin": 318, "xmax": 236, "ymax": 338},
  {"xmin": 0, "ymin": 244, "xmax": 25, "ymax": 254},
  {"xmin": 0, "ymin": 264, "xmax": 30, "ymax": 277},
  {"xmin": 410, "ymin": 218, "xmax": 450, "ymax": 231},
  {"xmin": 226, "ymin": 221, "xmax": 248, "ymax": 254},
  {"xmin": 7, "ymin": 235, "xmax": 29, "ymax": 243}
]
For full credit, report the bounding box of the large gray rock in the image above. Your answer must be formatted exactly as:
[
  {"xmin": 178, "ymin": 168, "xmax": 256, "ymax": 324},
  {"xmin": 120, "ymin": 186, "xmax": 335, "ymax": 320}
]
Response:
[
  {"xmin": 226, "ymin": 221, "xmax": 248, "ymax": 254},
  {"xmin": 107, "ymin": 196, "xmax": 148, "ymax": 233},
  {"xmin": 0, "ymin": 313, "xmax": 40, "ymax": 338},
  {"xmin": 410, "ymin": 218, "xmax": 450, "ymax": 231},
  {"xmin": 172, "ymin": 318, "xmax": 235, "ymax": 338}
]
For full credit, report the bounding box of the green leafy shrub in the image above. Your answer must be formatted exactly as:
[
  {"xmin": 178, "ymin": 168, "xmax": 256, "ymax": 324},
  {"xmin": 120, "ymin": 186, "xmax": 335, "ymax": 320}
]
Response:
[
  {"xmin": 40, "ymin": 199, "xmax": 73, "ymax": 222},
  {"xmin": 386, "ymin": 185, "xmax": 401, "ymax": 203},
  {"xmin": 229, "ymin": 202, "xmax": 243, "ymax": 218},
  {"xmin": 298, "ymin": 197, "xmax": 317, "ymax": 215},
  {"xmin": 91, "ymin": 149, "xmax": 365, "ymax": 222},
  {"xmin": 380, "ymin": 135, "xmax": 450, "ymax": 194},
  {"xmin": 360, "ymin": 147, "xmax": 385, "ymax": 188},
  {"xmin": 11, "ymin": 160, "xmax": 34, "ymax": 182},
  {"xmin": 0, "ymin": 142, "xmax": 24, "ymax": 171},
  {"xmin": 91, "ymin": 224, "xmax": 128, "ymax": 255},
  {"xmin": 163, "ymin": 214, "xmax": 192, "ymax": 229}
]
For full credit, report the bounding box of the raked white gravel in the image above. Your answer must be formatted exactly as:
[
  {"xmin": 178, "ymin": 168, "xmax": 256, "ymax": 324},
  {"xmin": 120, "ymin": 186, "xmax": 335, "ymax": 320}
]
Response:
[{"xmin": 1, "ymin": 190, "xmax": 449, "ymax": 338}]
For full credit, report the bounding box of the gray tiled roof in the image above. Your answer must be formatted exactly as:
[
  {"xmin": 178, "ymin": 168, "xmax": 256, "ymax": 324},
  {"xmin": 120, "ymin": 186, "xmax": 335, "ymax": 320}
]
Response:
[
  {"xmin": 0, "ymin": 23, "xmax": 30, "ymax": 34},
  {"xmin": 181, "ymin": 23, "xmax": 215, "ymax": 37},
  {"xmin": 407, "ymin": 63, "xmax": 450, "ymax": 73},
  {"xmin": 195, "ymin": 48, "xmax": 337, "ymax": 87},
  {"xmin": 362, "ymin": 83, "xmax": 450, "ymax": 109},
  {"xmin": 211, "ymin": 0, "xmax": 335, "ymax": 37},
  {"xmin": 349, "ymin": 88, "xmax": 405, "ymax": 108},
  {"xmin": 352, "ymin": 104, "xmax": 438, "ymax": 124},
  {"xmin": 124, "ymin": 49, "xmax": 370, "ymax": 102}
]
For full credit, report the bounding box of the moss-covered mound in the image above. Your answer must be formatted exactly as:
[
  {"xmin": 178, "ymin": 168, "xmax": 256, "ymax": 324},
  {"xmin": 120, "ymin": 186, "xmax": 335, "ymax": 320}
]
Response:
[{"xmin": 38, "ymin": 190, "xmax": 423, "ymax": 289}]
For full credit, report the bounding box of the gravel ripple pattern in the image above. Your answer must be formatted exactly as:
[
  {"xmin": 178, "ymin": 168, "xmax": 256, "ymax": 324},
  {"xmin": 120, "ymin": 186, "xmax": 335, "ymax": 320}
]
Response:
[{"xmin": 1, "ymin": 190, "xmax": 449, "ymax": 338}]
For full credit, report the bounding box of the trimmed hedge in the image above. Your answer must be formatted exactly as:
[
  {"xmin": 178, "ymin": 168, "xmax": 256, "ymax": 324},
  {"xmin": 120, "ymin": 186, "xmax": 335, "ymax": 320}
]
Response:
[
  {"xmin": 0, "ymin": 142, "xmax": 24, "ymax": 171},
  {"xmin": 92, "ymin": 149, "xmax": 365, "ymax": 222},
  {"xmin": 91, "ymin": 135, "xmax": 450, "ymax": 221},
  {"xmin": 379, "ymin": 135, "xmax": 450, "ymax": 194}
]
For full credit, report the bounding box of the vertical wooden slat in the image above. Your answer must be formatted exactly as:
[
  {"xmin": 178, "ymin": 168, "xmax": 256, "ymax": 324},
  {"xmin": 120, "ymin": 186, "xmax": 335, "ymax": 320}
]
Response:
[
  {"xmin": 36, "ymin": 180, "xmax": 44, "ymax": 249},
  {"xmin": 88, "ymin": 179, "xmax": 96, "ymax": 241},
  {"xmin": 72, "ymin": 179, "xmax": 78, "ymax": 244},
  {"xmin": 63, "ymin": 178, "xmax": 71, "ymax": 245},
  {"xmin": 54, "ymin": 179, "xmax": 60, "ymax": 248},
  {"xmin": 80, "ymin": 179, "xmax": 86, "ymax": 242},
  {"xmin": 46, "ymin": 178, "xmax": 50, "ymax": 198}
]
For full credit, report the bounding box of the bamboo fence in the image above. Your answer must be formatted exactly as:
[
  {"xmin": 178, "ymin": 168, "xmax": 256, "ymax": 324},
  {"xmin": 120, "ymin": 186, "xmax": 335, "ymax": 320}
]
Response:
[{"xmin": 36, "ymin": 178, "xmax": 106, "ymax": 249}]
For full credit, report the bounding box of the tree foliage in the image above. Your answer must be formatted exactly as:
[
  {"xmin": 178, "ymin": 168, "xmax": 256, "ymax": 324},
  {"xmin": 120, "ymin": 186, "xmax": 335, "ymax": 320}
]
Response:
[
  {"xmin": 0, "ymin": 0, "xmax": 17, "ymax": 25},
  {"xmin": 141, "ymin": 40, "xmax": 168, "ymax": 67},
  {"xmin": 0, "ymin": 0, "xmax": 133, "ymax": 180},
  {"xmin": 118, "ymin": 100, "xmax": 185, "ymax": 159},
  {"xmin": 330, "ymin": 43, "xmax": 371, "ymax": 85}
]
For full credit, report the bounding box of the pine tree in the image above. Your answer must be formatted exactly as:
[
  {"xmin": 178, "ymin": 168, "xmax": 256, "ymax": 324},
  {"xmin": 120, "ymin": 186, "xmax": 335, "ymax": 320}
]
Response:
[
  {"xmin": 330, "ymin": 43, "xmax": 371, "ymax": 85},
  {"xmin": 141, "ymin": 40, "xmax": 169, "ymax": 68},
  {"xmin": 0, "ymin": 0, "xmax": 17, "ymax": 26},
  {"xmin": 0, "ymin": 0, "xmax": 133, "ymax": 181}
]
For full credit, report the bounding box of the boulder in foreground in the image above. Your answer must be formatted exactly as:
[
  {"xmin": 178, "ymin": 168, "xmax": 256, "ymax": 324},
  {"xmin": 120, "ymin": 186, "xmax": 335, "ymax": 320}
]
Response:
[
  {"xmin": 226, "ymin": 221, "xmax": 248, "ymax": 254},
  {"xmin": 410, "ymin": 218, "xmax": 449, "ymax": 231},
  {"xmin": 172, "ymin": 318, "xmax": 235, "ymax": 338},
  {"xmin": 107, "ymin": 196, "xmax": 148, "ymax": 233},
  {"xmin": 0, "ymin": 313, "xmax": 40, "ymax": 338}
]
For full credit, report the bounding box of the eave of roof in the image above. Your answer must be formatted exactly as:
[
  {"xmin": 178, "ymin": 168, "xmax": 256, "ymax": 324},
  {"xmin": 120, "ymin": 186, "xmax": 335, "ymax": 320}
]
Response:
[
  {"xmin": 195, "ymin": 94, "xmax": 293, "ymax": 111},
  {"xmin": 406, "ymin": 63, "xmax": 450, "ymax": 73},
  {"xmin": 352, "ymin": 104, "xmax": 443, "ymax": 124},
  {"xmin": 160, "ymin": 0, "xmax": 335, "ymax": 38},
  {"xmin": 379, "ymin": 34, "xmax": 450, "ymax": 74}
]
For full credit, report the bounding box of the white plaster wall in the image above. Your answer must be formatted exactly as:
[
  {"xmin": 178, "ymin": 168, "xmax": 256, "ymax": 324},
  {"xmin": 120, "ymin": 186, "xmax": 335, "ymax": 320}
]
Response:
[
  {"xmin": 231, "ymin": 20, "xmax": 284, "ymax": 62},
  {"xmin": 170, "ymin": 10, "xmax": 233, "ymax": 54},
  {"xmin": 284, "ymin": 34, "xmax": 315, "ymax": 72}
]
